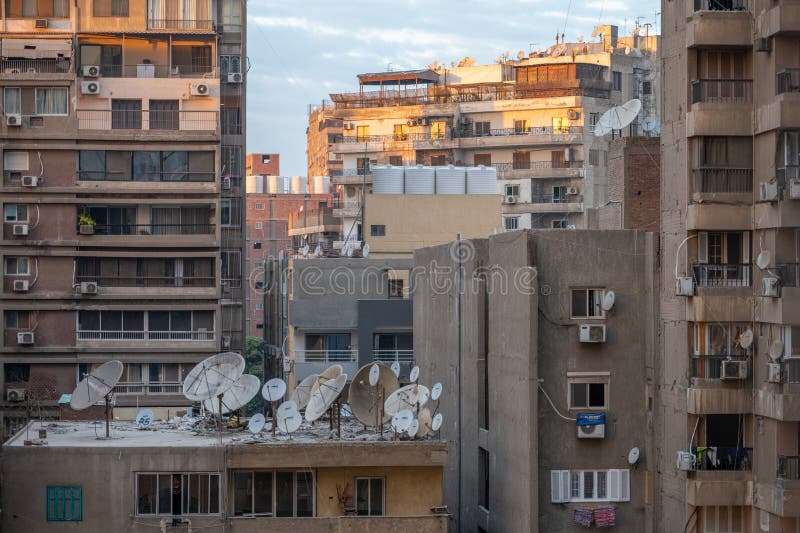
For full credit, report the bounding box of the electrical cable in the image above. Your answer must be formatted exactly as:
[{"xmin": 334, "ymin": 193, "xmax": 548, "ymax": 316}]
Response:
[{"xmin": 538, "ymin": 383, "xmax": 577, "ymax": 421}]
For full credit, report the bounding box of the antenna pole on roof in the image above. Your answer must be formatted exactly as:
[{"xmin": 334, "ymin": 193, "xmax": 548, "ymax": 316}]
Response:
[{"xmin": 104, "ymin": 394, "xmax": 110, "ymax": 438}]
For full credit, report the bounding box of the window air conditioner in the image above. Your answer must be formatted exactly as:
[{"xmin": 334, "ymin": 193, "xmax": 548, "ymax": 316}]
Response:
[
  {"xmin": 80, "ymin": 282, "xmax": 98, "ymax": 295},
  {"xmin": 81, "ymin": 81, "xmax": 100, "ymax": 95},
  {"xmin": 676, "ymin": 277, "xmax": 694, "ymax": 296},
  {"xmin": 579, "ymin": 324, "xmax": 606, "ymax": 343},
  {"xmin": 504, "ymin": 195, "xmax": 517, "ymax": 204},
  {"xmin": 567, "ymin": 109, "xmax": 580, "ymax": 120},
  {"xmin": 13, "ymin": 280, "xmax": 29, "ymax": 292},
  {"xmin": 17, "ymin": 332, "xmax": 34, "ymax": 345},
  {"xmin": 6, "ymin": 387, "xmax": 26, "ymax": 402},
  {"xmin": 222, "ymin": 177, "xmax": 231, "ymax": 190},
  {"xmin": 720, "ymin": 360, "xmax": 747, "ymax": 380},
  {"xmin": 760, "ymin": 180, "xmax": 779, "ymax": 202},
  {"xmin": 789, "ymin": 179, "xmax": 800, "ymax": 200},
  {"xmin": 566, "ymin": 187, "xmax": 579, "ymax": 195},
  {"xmin": 191, "ymin": 83, "xmax": 210, "ymax": 96},
  {"xmin": 13, "ymin": 224, "xmax": 29, "ymax": 236},
  {"xmin": 756, "ymin": 37, "xmax": 772, "ymax": 53},
  {"xmin": 343, "ymin": 123, "xmax": 354, "ymax": 130},
  {"xmin": 82, "ymin": 65, "xmax": 100, "ymax": 77},
  {"xmin": 767, "ymin": 362, "xmax": 782, "ymax": 383},
  {"xmin": 576, "ymin": 413, "xmax": 605, "ymax": 439},
  {"xmin": 21, "ymin": 175, "xmax": 39, "ymax": 187},
  {"xmin": 6, "ymin": 114, "xmax": 22, "ymax": 126},
  {"xmin": 763, "ymin": 276, "xmax": 780, "ymax": 297},
  {"xmin": 227, "ymin": 73, "xmax": 242, "ymax": 83}
]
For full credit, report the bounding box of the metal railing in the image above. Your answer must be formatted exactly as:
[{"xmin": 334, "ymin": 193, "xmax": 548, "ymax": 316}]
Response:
[
  {"xmin": 1, "ymin": 59, "xmax": 72, "ymax": 75},
  {"xmin": 91, "ymin": 64, "xmax": 216, "ymax": 78},
  {"xmin": 778, "ymin": 455, "xmax": 800, "ymax": 480},
  {"xmin": 336, "ymin": 134, "xmax": 411, "ymax": 144},
  {"xmin": 690, "ymin": 355, "xmax": 749, "ymax": 379},
  {"xmin": 373, "ymin": 350, "xmax": 414, "ymax": 363},
  {"xmin": 775, "ymin": 263, "xmax": 800, "ymax": 287},
  {"xmin": 531, "ymin": 194, "xmax": 579, "ymax": 204},
  {"xmin": 692, "ymin": 263, "xmax": 752, "ymax": 287},
  {"xmin": 784, "ymin": 359, "xmax": 800, "ymax": 384},
  {"xmin": 294, "ymin": 350, "xmax": 358, "ymax": 363},
  {"xmin": 91, "ymin": 223, "xmax": 214, "ymax": 236},
  {"xmin": 778, "ymin": 166, "xmax": 800, "ymax": 181},
  {"xmin": 77, "ymin": 330, "xmax": 215, "ymax": 341},
  {"xmin": 492, "ymin": 160, "xmax": 583, "ymax": 175},
  {"xmin": 692, "ymin": 79, "xmax": 753, "ymax": 104},
  {"xmin": 692, "ymin": 446, "xmax": 752, "ymax": 470},
  {"xmin": 694, "ymin": 0, "xmax": 750, "ymax": 11},
  {"xmin": 692, "ymin": 168, "xmax": 753, "ymax": 193},
  {"xmin": 77, "ymin": 110, "xmax": 218, "ymax": 132},
  {"xmin": 74, "ymin": 275, "xmax": 215, "ymax": 287},
  {"xmin": 777, "ymin": 69, "xmax": 800, "ymax": 95},
  {"xmin": 455, "ymin": 126, "xmax": 583, "ymax": 138},
  {"xmin": 146, "ymin": 19, "xmax": 214, "ymax": 30},
  {"xmin": 78, "ymin": 171, "xmax": 214, "ymax": 182},
  {"xmin": 114, "ymin": 381, "xmax": 183, "ymax": 395}
]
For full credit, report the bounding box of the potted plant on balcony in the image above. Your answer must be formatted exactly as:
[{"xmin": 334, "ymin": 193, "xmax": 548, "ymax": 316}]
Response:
[{"xmin": 78, "ymin": 213, "xmax": 96, "ymax": 235}]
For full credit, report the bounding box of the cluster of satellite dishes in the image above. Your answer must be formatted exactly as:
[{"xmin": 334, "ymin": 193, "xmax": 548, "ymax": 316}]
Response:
[{"xmin": 299, "ymin": 242, "xmax": 369, "ymax": 258}]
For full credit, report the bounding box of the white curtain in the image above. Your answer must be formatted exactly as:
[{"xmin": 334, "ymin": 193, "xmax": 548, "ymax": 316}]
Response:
[
  {"xmin": 35, "ymin": 88, "xmax": 67, "ymax": 115},
  {"xmin": 3, "ymin": 88, "xmax": 21, "ymax": 115}
]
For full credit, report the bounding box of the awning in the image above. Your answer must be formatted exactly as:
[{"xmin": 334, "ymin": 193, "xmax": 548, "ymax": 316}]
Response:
[
  {"xmin": 1, "ymin": 38, "xmax": 72, "ymax": 59},
  {"xmin": 357, "ymin": 69, "xmax": 440, "ymax": 86}
]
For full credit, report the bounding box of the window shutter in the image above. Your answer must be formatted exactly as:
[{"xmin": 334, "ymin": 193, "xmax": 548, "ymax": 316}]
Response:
[
  {"xmin": 697, "ymin": 232, "xmax": 708, "ymax": 264},
  {"xmin": 742, "ymin": 232, "xmax": 750, "ymax": 264},
  {"xmin": 607, "ymin": 469, "xmax": 631, "ymax": 502},
  {"xmin": 551, "ymin": 470, "xmax": 570, "ymax": 503},
  {"xmin": 561, "ymin": 471, "xmax": 571, "ymax": 502},
  {"xmin": 607, "ymin": 469, "xmax": 619, "ymax": 501}
]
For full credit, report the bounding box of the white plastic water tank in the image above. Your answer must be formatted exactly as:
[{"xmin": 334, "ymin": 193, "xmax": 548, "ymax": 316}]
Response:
[
  {"xmin": 245, "ymin": 175, "xmax": 260, "ymax": 194},
  {"xmin": 404, "ymin": 165, "xmax": 436, "ymax": 194},
  {"xmin": 267, "ymin": 175, "xmax": 286, "ymax": 194},
  {"xmin": 311, "ymin": 175, "xmax": 331, "ymax": 194},
  {"xmin": 435, "ymin": 165, "xmax": 467, "ymax": 194},
  {"xmin": 466, "ymin": 165, "xmax": 498, "ymax": 194},
  {"xmin": 372, "ymin": 165, "xmax": 405, "ymax": 194},
  {"xmin": 289, "ymin": 175, "xmax": 307, "ymax": 194}
]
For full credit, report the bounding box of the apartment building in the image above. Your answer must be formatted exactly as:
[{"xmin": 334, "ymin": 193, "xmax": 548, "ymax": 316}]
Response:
[
  {"xmin": 658, "ymin": 0, "xmax": 800, "ymax": 531},
  {"xmin": 0, "ymin": 0, "xmax": 246, "ymax": 435},
  {"xmin": 414, "ymin": 230, "xmax": 658, "ymax": 532},
  {"xmin": 307, "ymin": 25, "xmax": 659, "ymax": 234}
]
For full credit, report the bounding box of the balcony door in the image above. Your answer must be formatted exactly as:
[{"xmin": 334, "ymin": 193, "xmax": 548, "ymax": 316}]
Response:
[
  {"xmin": 696, "ymin": 231, "xmax": 750, "ymax": 286},
  {"xmin": 111, "ymin": 99, "xmax": 142, "ymax": 130},
  {"xmin": 304, "ymin": 333, "xmax": 350, "ymax": 361}
]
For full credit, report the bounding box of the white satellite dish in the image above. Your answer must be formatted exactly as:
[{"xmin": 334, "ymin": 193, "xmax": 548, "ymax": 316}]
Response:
[
  {"xmin": 262, "ymin": 378, "xmax": 287, "ymax": 402},
  {"xmin": 346, "ymin": 245, "xmax": 354, "ymax": 257},
  {"xmin": 409, "ymin": 366, "xmax": 420, "ymax": 383},
  {"xmin": 276, "ymin": 401, "xmax": 302, "ymax": 434},
  {"xmin": 756, "ymin": 250, "xmax": 771, "ymax": 270},
  {"xmin": 406, "ymin": 418, "xmax": 420, "ymax": 438},
  {"xmin": 368, "ymin": 364, "xmax": 380, "ymax": 386},
  {"xmin": 136, "ymin": 409, "xmax": 155, "ymax": 429},
  {"xmin": 628, "ymin": 447, "xmax": 640, "ymax": 465},
  {"xmin": 431, "ymin": 412, "xmax": 444, "ymax": 431},
  {"xmin": 202, "ymin": 374, "xmax": 260, "ymax": 415},
  {"xmin": 70, "ymin": 360, "xmax": 124, "ymax": 438},
  {"xmin": 390, "ymin": 361, "xmax": 401, "ymax": 377},
  {"xmin": 248, "ymin": 413, "xmax": 266, "ymax": 434},
  {"xmin": 384, "ymin": 384, "xmax": 430, "ymax": 416},
  {"xmin": 739, "ymin": 329, "xmax": 754, "ymax": 350},
  {"xmin": 769, "ymin": 339, "xmax": 784, "ymax": 361},
  {"xmin": 314, "ymin": 243, "xmax": 322, "ymax": 257},
  {"xmin": 182, "ymin": 352, "xmax": 245, "ymax": 401},
  {"xmin": 292, "ymin": 373, "xmax": 319, "ymax": 409},
  {"xmin": 362, "ymin": 243, "xmax": 370, "ymax": 258},
  {"xmin": 277, "ymin": 400, "xmax": 298, "ymax": 418},
  {"xmin": 594, "ymin": 99, "xmax": 642, "ymax": 136},
  {"xmin": 305, "ymin": 373, "xmax": 348, "ymax": 422},
  {"xmin": 311, "ymin": 364, "xmax": 343, "ymax": 396},
  {"xmin": 602, "ymin": 291, "xmax": 616, "ymax": 311},
  {"xmin": 431, "ymin": 382, "xmax": 443, "ymax": 401},
  {"xmin": 301, "ymin": 245, "xmax": 310, "ymax": 257},
  {"xmin": 641, "ymin": 116, "xmax": 659, "ymax": 132},
  {"xmin": 391, "ymin": 409, "xmax": 414, "ymax": 433},
  {"xmin": 417, "ymin": 408, "xmax": 432, "ymax": 438}
]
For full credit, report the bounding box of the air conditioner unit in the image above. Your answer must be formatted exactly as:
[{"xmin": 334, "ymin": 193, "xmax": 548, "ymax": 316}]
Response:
[
  {"xmin": 6, "ymin": 387, "xmax": 26, "ymax": 402},
  {"xmin": 789, "ymin": 179, "xmax": 800, "ymax": 200},
  {"xmin": 417, "ymin": 118, "xmax": 429, "ymax": 126},
  {"xmin": 227, "ymin": 72, "xmax": 243, "ymax": 83},
  {"xmin": 577, "ymin": 422, "xmax": 605, "ymax": 439},
  {"xmin": 504, "ymin": 195, "xmax": 517, "ymax": 204},
  {"xmin": 80, "ymin": 281, "xmax": 98, "ymax": 295},
  {"xmin": 676, "ymin": 276, "xmax": 695, "ymax": 296},
  {"xmin": 756, "ymin": 37, "xmax": 772, "ymax": 53},
  {"xmin": 6, "ymin": 114, "xmax": 22, "ymax": 127},
  {"xmin": 760, "ymin": 180, "xmax": 779, "ymax": 202},
  {"xmin": 82, "ymin": 65, "xmax": 100, "ymax": 77},
  {"xmin": 720, "ymin": 360, "xmax": 747, "ymax": 380},
  {"xmin": 567, "ymin": 109, "xmax": 580, "ymax": 120},
  {"xmin": 34, "ymin": 18, "xmax": 48, "ymax": 28},
  {"xmin": 767, "ymin": 362, "xmax": 782, "ymax": 383},
  {"xmin": 676, "ymin": 451, "xmax": 696, "ymax": 471},
  {"xmin": 579, "ymin": 324, "xmax": 606, "ymax": 343},
  {"xmin": 343, "ymin": 122, "xmax": 355, "ymax": 130},
  {"xmin": 17, "ymin": 332, "xmax": 34, "ymax": 345},
  {"xmin": 191, "ymin": 83, "xmax": 210, "ymax": 96},
  {"xmin": 763, "ymin": 276, "xmax": 780, "ymax": 297},
  {"xmin": 12, "ymin": 224, "xmax": 29, "ymax": 236},
  {"xmin": 566, "ymin": 187, "xmax": 579, "ymax": 195},
  {"xmin": 222, "ymin": 177, "xmax": 231, "ymax": 190},
  {"xmin": 13, "ymin": 280, "xmax": 29, "ymax": 292},
  {"xmin": 222, "ymin": 335, "xmax": 231, "ymax": 349},
  {"xmin": 21, "ymin": 175, "xmax": 39, "ymax": 187},
  {"xmin": 81, "ymin": 81, "xmax": 100, "ymax": 95}
]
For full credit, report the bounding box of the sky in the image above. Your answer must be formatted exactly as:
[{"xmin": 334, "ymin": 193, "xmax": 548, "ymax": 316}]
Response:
[{"xmin": 246, "ymin": 0, "xmax": 660, "ymax": 176}]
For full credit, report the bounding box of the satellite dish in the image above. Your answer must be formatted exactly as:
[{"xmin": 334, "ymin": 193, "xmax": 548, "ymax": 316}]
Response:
[
  {"xmin": 182, "ymin": 352, "xmax": 245, "ymax": 401},
  {"xmin": 368, "ymin": 364, "xmax": 380, "ymax": 386},
  {"xmin": 314, "ymin": 244, "xmax": 322, "ymax": 257},
  {"xmin": 416, "ymin": 408, "xmax": 432, "ymax": 438},
  {"xmin": 409, "ymin": 366, "xmax": 420, "ymax": 383},
  {"xmin": 384, "ymin": 384, "xmax": 430, "ymax": 416},
  {"xmin": 248, "ymin": 413, "xmax": 266, "ymax": 434},
  {"xmin": 594, "ymin": 99, "xmax": 642, "ymax": 136},
  {"xmin": 276, "ymin": 401, "xmax": 302, "ymax": 434},
  {"xmin": 346, "ymin": 245, "xmax": 354, "ymax": 257},
  {"xmin": 349, "ymin": 362, "xmax": 400, "ymax": 427},
  {"xmin": 70, "ymin": 360, "xmax": 123, "ymax": 410},
  {"xmin": 311, "ymin": 364, "xmax": 343, "ymax": 396},
  {"xmin": 641, "ymin": 116, "xmax": 659, "ymax": 132},
  {"xmin": 406, "ymin": 418, "xmax": 420, "ymax": 438},
  {"xmin": 262, "ymin": 378, "xmax": 287, "ymax": 402},
  {"xmin": 628, "ymin": 447, "xmax": 640, "ymax": 465},
  {"xmin": 756, "ymin": 250, "xmax": 771, "ymax": 270},
  {"xmin": 769, "ymin": 339, "xmax": 784, "ymax": 361},
  {"xmin": 602, "ymin": 291, "xmax": 616, "ymax": 311},
  {"xmin": 277, "ymin": 400, "xmax": 298, "ymax": 418},
  {"xmin": 431, "ymin": 382, "xmax": 443, "ymax": 401},
  {"xmin": 739, "ymin": 329, "xmax": 754, "ymax": 350},
  {"xmin": 136, "ymin": 409, "xmax": 154, "ymax": 429},
  {"xmin": 305, "ymin": 373, "xmax": 348, "ymax": 422},
  {"xmin": 292, "ymin": 373, "xmax": 319, "ymax": 410},
  {"xmin": 202, "ymin": 374, "xmax": 260, "ymax": 415},
  {"xmin": 391, "ymin": 409, "xmax": 414, "ymax": 433},
  {"xmin": 362, "ymin": 243, "xmax": 370, "ymax": 258},
  {"xmin": 301, "ymin": 244, "xmax": 310, "ymax": 257},
  {"xmin": 390, "ymin": 361, "xmax": 401, "ymax": 377},
  {"xmin": 431, "ymin": 412, "xmax": 443, "ymax": 431}
]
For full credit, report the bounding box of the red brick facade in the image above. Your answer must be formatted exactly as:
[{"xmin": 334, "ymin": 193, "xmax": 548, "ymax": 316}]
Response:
[{"xmin": 246, "ymin": 153, "xmax": 280, "ymax": 176}]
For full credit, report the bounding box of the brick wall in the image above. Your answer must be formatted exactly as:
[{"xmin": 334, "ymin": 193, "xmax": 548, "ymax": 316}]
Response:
[{"xmin": 246, "ymin": 153, "xmax": 280, "ymax": 176}]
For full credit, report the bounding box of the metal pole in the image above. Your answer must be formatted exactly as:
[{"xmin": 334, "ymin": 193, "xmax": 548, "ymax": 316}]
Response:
[
  {"xmin": 105, "ymin": 395, "xmax": 111, "ymax": 438},
  {"xmin": 361, "ymin": 142, "xmax": 367, "ymax": 244},
  {"xmin": 455, "ymin": 232, "xmax": 463, "ymax": 532}
]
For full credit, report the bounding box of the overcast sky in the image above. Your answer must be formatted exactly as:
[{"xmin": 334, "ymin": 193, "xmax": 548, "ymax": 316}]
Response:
[{"xmin": 246, "ymin": 0, "xmax": 660, "ymax": 176}]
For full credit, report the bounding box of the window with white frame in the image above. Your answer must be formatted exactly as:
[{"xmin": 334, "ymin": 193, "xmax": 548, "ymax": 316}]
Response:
[
  {"xmin": 254, "ymin": 203, "xmax": 265, "ymax": 210},
  {"xmin": 550, "ymin": 469, "xmax": 630, "ymax": 503},
  {"xmin": 570, "ymin": 288, "xmax": 605, "ymax": 318},
  {"xmin": 35, "ymin": 88, "xmax": 68, "ymax": 116},
  {"xmin": 568, "ymin": 375, "xmax": 608, "ymax": 410},
  {"xmin": 703, "ymin": 505, "xmax": 743, "ymax": 533},
  {"xmin": 3, "ymin": 88, "xmax": 21, "ymax": 115},
  {"xmin": 254, "ymin": 222, "xmax": 263, "ymax": 230},
  {"xmin": 4, "ymin": 204, "xmax": 28, "ymax": 223},
  {"xmin": 355, "ymin": 477, "xmax": 384, "ymax": 516},
  {"xmin": 4, "ymin": 257, "xmax": 29, "ymax": 276},
  {"xmin": 3, "ymin": 150, "xmax": 29, "ymax": 172},
  {"xmin": 232, "ymin": 470, "xmax": 314, "ymax": 517},
  {"xmin": 254, "ymin": 303, "xmax": 264, "ymax": 311},
  {"xmin": 135, "ymin": 472, "xmax": 220, "ymax": 516},
  {"xmin": 505, "ymin": 184, "xmax": 519, "ymax": 197},
  {"xmin": 504, "ymin": 217, "xmax": 519, "ymax": 231}
]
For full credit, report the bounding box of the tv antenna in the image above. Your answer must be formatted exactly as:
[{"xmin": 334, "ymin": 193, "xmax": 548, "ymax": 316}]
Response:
[
  {"xmin": 70, "ymin": 360, "xmax": 123, "ymax": 439},
  {"xmin": 602, "ymin": 291, "xmax": 616, "ymax": 312}
]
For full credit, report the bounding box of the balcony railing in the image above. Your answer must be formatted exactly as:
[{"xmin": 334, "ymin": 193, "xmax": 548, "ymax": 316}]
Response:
[
  {"xmin": 692, "ymin": 263, "xmax": 752, "ymax": 287},
  {"xmin": 692, "ymin": 168, "xmax": 753, "ymax": 193},
  {"xmin": 692, "ymin": 79, "xmax": 753, "ymax": 104},
  {"xmin": 146, "ymin": 19, "xmax": 214, "ymax": 31},
  {"xmin": 692, "ymin": 446, "xmax": 752, "ymax": 470},
  {"xmin": 777, "ymin": 69, "xmax": 800, "ymax": 95},
  {"xmin": 777, "ymin": 455, "xmax": 800, "ymax": 480},
  {"xmin": 785, "ymin": 359, "xmax": 800, "ymax": 384},
  {"xmin": 778, "ymin": 166, "xmax": 800, "ymax": 182},
  {"xmin": 1, "ymin": 59, "xmax": 72, "ymax": 75},
  {"xmin": 336, "ymin": 134, "xmax": 410, "ymax": 144},
  {"xmin": 90, "ymin": 64, "xmax": 216, "ymax": 79},
  {"xmin": 694, "ymin": 0, "xmax": 750, "ymax": 11},
  {"xmin": 531, "ymin": 194, "xmax": 579, "ymax": 204},
  {"xmin": 455, "ymin": 126, "xmax": 583, "ymax": 138},
  {"xmin": 74, "ymin": 275, "xmax": 215, "ymax": 288},
  {"xmin": 114, "ymin": 381, "xmax": 183, "ymax": 395},
  {"xmin": 294, "ymin": 350, "xmax": 358, "ymax": 363},
  {"xmin": 373, "ymin": 349, "xmax": 414, "ymax": 363},
  {"xmin": 77, "ymin": 110, "xmax": 218, "ymax": 132},
  {"xmin": 78, "ymin": 171, "xmax": 214, "ymax": 182},
  {"xmin": 493, "ymin": 160, "xmax": 583, "ymax": 176},
  {"xmin": 77, "ymin": 330, "xmax": 215, "ymax": 341},
  {"xmin": 775, "ymin": 263, "xmax": 800, "ymax": 287},
  {"xmin": 91, "ymin": 223, "xmax": 214, "ymax": 236},
  {"xmin": 691, "ymin": 355, "xmax": 749, "ymax": 379}
]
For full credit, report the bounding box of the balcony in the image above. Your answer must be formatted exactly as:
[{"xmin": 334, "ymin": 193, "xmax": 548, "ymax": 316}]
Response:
[
  {"xmin": 87, "ymin": 64, "xmax": 216, "ymax": 79},
  {"xmin": 506, "ymin": 195, "xmax": 583, "ymax": 214},
  {"xmin": 0, "ymin": 59, "xmax": 73, "ymax": 79},
  {"xmin": 454, "ymin": 126, "xmax": 584, "ymax": 150},
  {"xmin": 691, "ymin": 355, "xmax": 750, "ymax": 379},
  {"xmin": 75, "ymin": 274, "xmax": 215, "ymax": 288},
  {"xmin": 692, "ymin": 80, "xmax": 752, "ymax": 105},
  {"xmin": 692, "ymin": 263, "xmax": 752, "ymax": 287},
  {"xmin": 333, "ymin": 169, "xmax": 373, "ymax": 185},
  {"xmin": 691, "ymin": 168, "xmax": 753, "ymax": 202},
  {"xmin": 91, "ymin": 223, "xmax": 214, "ymax": 236},
  {"xmin": 694, "ymin": 0, "xmax": 751, "ymax": 12},
  {"xmin": 687, "ymin": 0, "xmax": 752, "ymax": 49},
  {"xmin": 77, "ymin": 110, "xmax": 219, "ymax": 137},
  {"xmin": 778, "ymin": 455, "xmax": 800, "ymax": 480},
  {"xmin": 493, "ymin": 160, "xmax": 584, "ymax": 180},
  {"xmin": 333, "ymin": 200, "xmax": 361, "ymax": 218},
  {"xmin": 293, "ymin": 349, "xmax": 358, "ymax": 382},
  {"xmin": 688, "ymin": 80, "xmax": 753, "ymax": 136},
  {"xmin": 756, "ymin": 72, "xmax": 800, "ymax": 132},
  {"xmin": 758, "ymin": 0, "xmax": 800, "ymax": 37},
  {"xmin": 288, "ymin": 207, "xmax": 340, "ymax": 237},
  {"xmin": 146, "ymin": 19, "xmax": 214, "ymax": 32},
  {"xmin": 330, "ymin": 134, "xmax": 412, "ymax": 154},
  {"xmin": 410, "ymin": 131, "xmax": 458, "ymax": 151},
  {"xmin": 77, "ymin": 330, "xmax": 215, "ymax": 341},
  {"xmin": 693, "ymin": 446, "xmax": 752, "ymax": 471},
  {"xmin": 114, "ymin": 382, "xmax": 182, "ymax": 395}
]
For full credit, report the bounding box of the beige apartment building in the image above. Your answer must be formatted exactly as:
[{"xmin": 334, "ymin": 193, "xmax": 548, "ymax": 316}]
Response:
[
  {"xmin": 0, "ymin": 0, "xmax": 246, "ymax": 435},
  {"xmin": 658, "ymin": 0, "xmax": 800, "ymax": 531},
  {"xmin": 307, "ymin": 25, "xmax": 659, "ymax": 235}
]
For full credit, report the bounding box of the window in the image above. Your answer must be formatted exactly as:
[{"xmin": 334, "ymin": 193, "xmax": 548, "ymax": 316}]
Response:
[
  {"xmin": 221, "ymin": 250, "xmax": 241, "ymax": 281},
  {"xmin": 4, "ymin": 257, "xmax": 29, "ymax": 275},
  {"xmin": 695, "ymin": 231, "xmax": 751, "ymax": 287},
  {"xmin": 430, "ymin": 121, "xmax": 447, "ymax": 140},
  {"xmin": 3, "ymin": 150, "xmax": 28, "ymax": 171},
  {"xmin": 254, "ymin": 303, "xmax": 264, "ymax": 311},
  {"xmin": 551, "ymin": 470, "xmax": 630, "ymax": 503},
  {"xmin": 4, "ymin": 204, "xmax": 28, "ymax": 223},
  {"xmin": 4, "ymin": 0, "xmax": 69, "ymax": 17},
  {"xmin": 513, "ymin": 151, "xmax": 530, "ymax": 170},
  {"xmin": 373, "ymin": 332, "xmax": 412, "ymax": 353},
  {"xmin": 552, "ymin": 219, "xmax": 567, "ymax": 229},
  {"xmin": 356, "ymin": 125, "xmax": 370, "ymax": 142},
  {"xmin": 254, "ymin": 203, "xmax": 265, "ymax": 211},
  {"xmin": 5, "ymin": 310, "xmax": 30, "ymax": 329},
  {"xmin": 355, "ymin": 478, "xmax": 384, "ymax": 516},
  {"xmin": 388, "ymin": 279, "xmax": 404, "ymax": 299},
  {"xmin": 370, "ymin": 224, "xmax": 386, "ymax": 237},
  {"xmin": 589, "ymin": 112, "xmax": 599, "ymax": 127},
  {"xmin": 703, "ymin": 506, "xmax": 743, "ymax": 533},
  {"xmin": 553, "ymin": 186, "xmax": 568, "ymax": 203},
  {"xmin": 504, "ymin": 217, "xmax": 519, "ymax": 231},
  {"xmin": 589, "ymin": 149, "xmax": 600, "ymax": 166},
  {"xmin": 47, "ymin": 486, "xmax": 82, "ymax": 522},
  {"xmin": 388, "ymin": 155, "xmax": 403, "ymax": 166},
  {"xmin": 111, "ymin": 99, "xmax": 142, "ymax": 129},
  {"xmin": 571, "ymin": 288, "xmax": 605, "ymax": 318},
  {"xmin": 220, "ymin": 55, "xmax": 241, "ymax": 75},
  {"xmin": 569, "ymin": 382, "xmax": 607, "ymax": 409},
  {"xmin": 514, "ymin": 119, "xmax": 528, "ymax": 134},
  {"xmin": 474, "ymin": 153, "xmax": 491, "ymax": 166},
  {"xmin": 479, "ymin": 449, "xmax": 489, "ymax": 510},
  {"xmin": 221, "ymin": 198, "xmax": 241, "ymax": 227},
  {"xmin": 221, "ymin": 108, "xmax": 241, "ymax": 135},
  {"xmin": 254, "ymin": 222, "xmax": 263, "ymax": 230},
  {"xmin": 305, "ymin": 333, "xmax": 350, "ymax": 357},
  {"xmin": 505, "ymin": 184, "xmax": 520, "ymax": 197},
  {"xmin": 93, "ymin": 0, "xmax": 128, "ymax": 16},
  {"xmin": 393, "ymin": 124, "xmax": 408, "ymax": 141},
  {"xmin": 253, "ymin": 242, "xmax": 262, "ymax": 249},
  {"xmin": 475, "ymin": 121, "xmax": 491, "ymax": 136},
  {"xmin": 233, "ymin": 471, "xmax": 274, "ymax": 516},
  {"xmin": 642, "ymin": 81, "xmax": 652, "ymax": 95},
  {"xmin": 135, "ymin": 473, "xmax": 220, "ymax": 516},
  {"xmin": 612, "ymin": 71, "xmax": 622, "ymax": 91},
  {"xmin": 148, "ymin": 100, "xmax": 179, "ymax": 131},
  {"xmin": 357, "ymin": 157, "xmax": 370, "ymax": 176},
  {"xmin": 3, "ymin": 87, "xmax": 21, "ymax": 115},
  {"xmin": 430, "ymin": 155, "xmax": 446, "ymax": 166},
  {"xmin": 222, "ymin": 145, "xmax": 242, "ymax": 177},
  {"xmin": 35, "ymin": 88, "xmax": 68, "ymax": 115},
  {"xmin": 553, "ymin": 117, "xmax": 570, "ymax": 134}
]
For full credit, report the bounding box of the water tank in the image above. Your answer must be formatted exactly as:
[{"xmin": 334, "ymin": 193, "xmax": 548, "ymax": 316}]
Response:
[
  {"xmin": 311, "ymin": 175, "xmax": 331, "ymax": 194},
  {"xmin": 404, "ymin": 165, "xmax": 436, "ymax": 194},
  {"xmin": 289, "ymin": 175, "xmax": 307, "ymax": 194},
  {"xmin": 372, "ymin": 165, "xmax": 404, "ymax": 194},
  {"xmin": 267, "ymin": 175, "xmax": 285, "ymax": 194},
  {"xmin": 435, "ymin": 165, "xmax": 466, "ymax": 194},
  {"xmin": 466, "ymin": 166, "xmax": 498, "ymax": 194}
]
